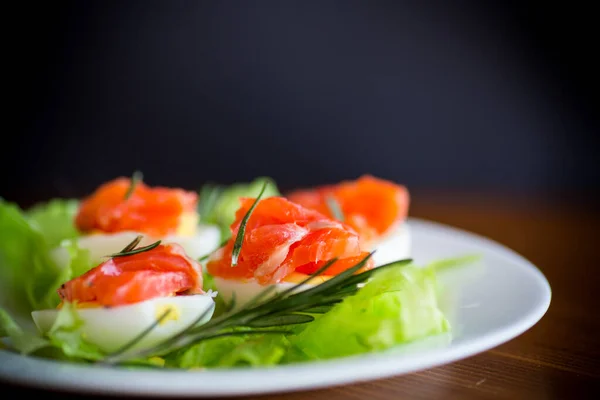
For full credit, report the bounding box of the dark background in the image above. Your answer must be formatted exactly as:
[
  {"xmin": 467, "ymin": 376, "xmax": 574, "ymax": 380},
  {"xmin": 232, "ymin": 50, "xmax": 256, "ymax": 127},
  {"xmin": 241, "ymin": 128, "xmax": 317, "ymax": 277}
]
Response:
[
  {"xmin": 0, "ymin": 3, "xmax": 598, "ymax": 398},
  {"xmin": 3, "ymin": 0, "xmax": 598, "ymax": 207}
]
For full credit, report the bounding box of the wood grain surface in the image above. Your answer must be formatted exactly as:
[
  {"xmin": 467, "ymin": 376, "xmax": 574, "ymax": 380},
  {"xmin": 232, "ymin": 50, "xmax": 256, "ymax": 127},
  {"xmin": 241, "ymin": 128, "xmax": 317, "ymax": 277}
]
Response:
[{"xmin": 2, "ymin": 191, "xmax": 598, "ymax": 399}]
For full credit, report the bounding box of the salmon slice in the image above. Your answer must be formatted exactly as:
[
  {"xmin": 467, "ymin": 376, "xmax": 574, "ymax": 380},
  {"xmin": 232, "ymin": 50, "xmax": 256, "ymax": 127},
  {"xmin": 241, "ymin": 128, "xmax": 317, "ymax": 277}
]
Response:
[
  {"xmin": 278, "ymin": 227, "xmax": 361, "ymax": 272},
  {"xmin": 209, "ymin": 223, "xmax": 310, "ymax": 281},
  {"xmin": 286, "ymin": 175, "xmax": 409, "ymax": 245},
  {"xmin": 206, "ymin": 197, "xmax": 373, "ymax": 284},
  {"xmin": 58, "ymin": 243, "xmax": 203, "ymax": 307},
  {"xmin": 295, "ymin": 252, "xmax": 373, "ymax": 276},
  {"xmin": 230, "ymin": 197, "xmax": 337, "ymax": 232},
  {"xmin": 75, "ymin": 177, "xmax": 198, "ymax": 238}
]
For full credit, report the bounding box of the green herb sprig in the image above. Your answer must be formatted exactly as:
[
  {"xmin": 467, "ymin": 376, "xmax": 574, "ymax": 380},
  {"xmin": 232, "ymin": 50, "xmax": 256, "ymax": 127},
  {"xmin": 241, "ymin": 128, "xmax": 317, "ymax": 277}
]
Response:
[
  {"xmin": 105, "ymin": 235, "xmax": 161, "ymax": 258},
  {"xmin": 325, "ymin": 195, "xmax": 345, "ymax": 222},
  {"xmin": 124, "ymin": 170, "xmax": 143, "ymax": 200},
  {"xmin": 231, "ymin": 181, "xmax": 268, "ymax": 267},
  {"xmin": 197, "ymin": 181, "xmax": 268, "ymax": 266},
  {"xmin": 99, "ymin": 252, "xmax": 412, "ymax": 366},
  {"xmin": 105, "ymin": 307, "xmax": 174, "ymax": 360}
]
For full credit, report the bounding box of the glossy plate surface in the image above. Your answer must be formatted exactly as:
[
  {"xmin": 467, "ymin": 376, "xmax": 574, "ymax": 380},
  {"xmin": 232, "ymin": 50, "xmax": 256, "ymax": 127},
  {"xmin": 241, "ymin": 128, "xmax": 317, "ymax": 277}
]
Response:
[{"xmin": 0, "ymin": 218, "xmax": 551, "ymax": 397}]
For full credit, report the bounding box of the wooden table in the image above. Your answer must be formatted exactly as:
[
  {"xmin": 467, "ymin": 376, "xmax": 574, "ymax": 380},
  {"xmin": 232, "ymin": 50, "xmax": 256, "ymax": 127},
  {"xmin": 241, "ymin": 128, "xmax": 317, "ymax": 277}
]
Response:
[{"xmin": 3, "ymin": 192, "xmax": 598, "ymax": 399}]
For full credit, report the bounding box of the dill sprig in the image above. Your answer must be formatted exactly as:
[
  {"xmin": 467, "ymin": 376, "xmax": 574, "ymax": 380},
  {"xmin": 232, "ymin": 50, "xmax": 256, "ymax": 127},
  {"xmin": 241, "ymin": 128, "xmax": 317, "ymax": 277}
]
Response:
[{"xmin": 124, "ymin": 170, "xmax": 143, "ymax": 200}]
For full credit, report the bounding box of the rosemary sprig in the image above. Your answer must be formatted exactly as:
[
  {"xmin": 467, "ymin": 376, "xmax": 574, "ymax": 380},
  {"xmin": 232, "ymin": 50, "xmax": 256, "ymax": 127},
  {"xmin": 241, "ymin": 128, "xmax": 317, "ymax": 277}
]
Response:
[
  {"xmin": 325, "ymin": 195, "xmax": 345, "ymax": 222},
  {"xmin": 98, "ymin": 254, "xmax": 412, "ymax": 365},
  {"xmin": 105, "ymin": 235, "xmax": 161, "ymax": 258},
  {"xmin": 124, "ymin": 170, "xmax": 143, "ymax": 200},
  {"xmin": 198, "ymin": 180, "xmax": 269, "ymax": 266},
  {"xmin": 103, "ymin": 308, "xmax": 174, "ymax": 362},
  {"xmin": 119, "ymin": 235, "xmax": 143, "ymax": 253},
  {"xmin": 231, "ymin": 181, "xmax": 268, "ymax": 267}
]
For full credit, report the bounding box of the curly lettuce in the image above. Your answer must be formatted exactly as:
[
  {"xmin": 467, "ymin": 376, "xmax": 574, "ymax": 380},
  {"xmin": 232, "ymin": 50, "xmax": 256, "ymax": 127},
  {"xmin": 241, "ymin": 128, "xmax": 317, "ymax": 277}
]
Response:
[
  {"xmin": 26, "ymin": 199, "xmax": 80, "ymax": 247},
  {"xmin": 0, "ymin": 199, "xmax": 92, "ymax": 329},
  {"xmin": 0, "ymin": 303, "xmax": 104, "ymax": 361},
  {"xmin": 0, "ymin": 199, "xmax": 68, "ymax": 327},
  {"xmin": 165, "ymin": 331, "xmax": 290, "ymax": 369},
  {"xmin": 168, "ymin": 260, "xmax": 456, "ymax": 367},
  {"xmin": 289, "ymin": 262, "xmax": 451, "ymax": 360}
]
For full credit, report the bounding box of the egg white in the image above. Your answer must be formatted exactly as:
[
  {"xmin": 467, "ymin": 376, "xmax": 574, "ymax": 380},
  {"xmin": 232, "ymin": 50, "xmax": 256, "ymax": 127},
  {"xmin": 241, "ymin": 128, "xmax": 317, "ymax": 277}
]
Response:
[
  {"xmin": 51, "ymin": 224, "xmax": 221, "ymax": 268},
  {"xmin": 370, "ymin": 221, "xmax": 411, "ymax": 267},
  {"xmin": 213, "ymin": 221, "xmax": 412, "ymax": 310},
  {"xmin": 31, "ymin": 294, "xmax": 215, "ymax": 355},
  {"xmin": 213, "ymin": 278, "xmax": 298, "ymax": 311}
]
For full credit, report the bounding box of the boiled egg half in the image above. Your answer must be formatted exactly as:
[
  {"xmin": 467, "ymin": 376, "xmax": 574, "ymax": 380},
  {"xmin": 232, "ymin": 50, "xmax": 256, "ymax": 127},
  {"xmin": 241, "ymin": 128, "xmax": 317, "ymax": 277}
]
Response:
[
  {"xmin": 212, "ymin": 222, "xmax": 411, "ymax": 310},
  {"xmin": 369, "ymin": 221, "xmax": 411, "ymax": 267},
  {"xmin": 31, "ymin": 294, "xmax": 215, "ymax": 355}
]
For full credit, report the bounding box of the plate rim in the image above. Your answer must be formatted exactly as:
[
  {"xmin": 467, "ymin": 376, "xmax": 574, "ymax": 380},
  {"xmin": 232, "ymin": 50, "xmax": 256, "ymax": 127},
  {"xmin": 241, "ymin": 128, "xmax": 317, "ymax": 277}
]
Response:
[{"xmin": 0, "ymin": 217, "xmax": 552, "ymax": 397}]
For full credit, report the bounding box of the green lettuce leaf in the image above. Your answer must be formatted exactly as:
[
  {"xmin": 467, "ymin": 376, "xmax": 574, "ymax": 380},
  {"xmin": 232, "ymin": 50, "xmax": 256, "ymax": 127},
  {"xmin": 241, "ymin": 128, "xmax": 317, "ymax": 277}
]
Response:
[
  {"xmin": 166, "ymin": 332, "xmax": 290, "ymax": 369},
  {"xmin": 45, "ymin": 302, "xmax": 105, "ymax": 361},
  {"xmin": 289, "ymin": 262, "xmax": 450, "ymax": 360},
  {"xmin": 200, "ymin": 177, "xmax": 280, "ymax": 239},
  {"xmin": 0, "ymin": 303, "xmax": 105, "ymax": 362},
  {"xmin": 51, "ymin": 239, "xmax": 94, "ymax": 282},
  {"xmin": 26, "ymin": 199, "xmax": 80, "ymax": 248},
  {"xmin": 429, "ymin": 254, "xmax": 482, "ymax": 274},
  {"xmin": 0, "ymin": 199, "xmax": 68, "ymax": 327},
  {"xmin": 0, "ymin": 308, "xmax": 50, "ymax": 354}
]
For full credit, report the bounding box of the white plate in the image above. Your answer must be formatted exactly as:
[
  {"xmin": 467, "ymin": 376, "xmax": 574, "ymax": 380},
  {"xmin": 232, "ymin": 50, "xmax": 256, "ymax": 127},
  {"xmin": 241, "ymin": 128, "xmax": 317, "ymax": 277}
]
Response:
[{"xmin": 0, "ymin": 217, "xmax": 551, "ymax": 397}]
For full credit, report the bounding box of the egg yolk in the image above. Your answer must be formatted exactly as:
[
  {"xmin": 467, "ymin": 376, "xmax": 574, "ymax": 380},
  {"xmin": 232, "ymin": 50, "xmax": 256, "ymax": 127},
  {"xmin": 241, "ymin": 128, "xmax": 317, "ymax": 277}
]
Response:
[{"xmin": 56, "ymin": 301, "xmax": 102, "ymax": 309}]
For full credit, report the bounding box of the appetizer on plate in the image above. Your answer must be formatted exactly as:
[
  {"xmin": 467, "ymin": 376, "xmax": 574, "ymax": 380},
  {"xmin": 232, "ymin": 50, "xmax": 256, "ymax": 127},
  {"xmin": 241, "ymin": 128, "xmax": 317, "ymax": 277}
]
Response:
[
  {"xmin": 53, "ymin": 174, "xmax": 221, "ymax": 266},
  {"xmin": 32, "ymin": 239, "xmax": 215, "ymax": 355},
  {"xmin": 207, "ymin": 196, "xmax": 374, "ymax": 307},
  {"xmin": 0, "ymin": 174, "xmax": 470, "ymax": 369},
  {"xmin": 286, "ymin": 175, "xmax": 410, "ymax": 266}
]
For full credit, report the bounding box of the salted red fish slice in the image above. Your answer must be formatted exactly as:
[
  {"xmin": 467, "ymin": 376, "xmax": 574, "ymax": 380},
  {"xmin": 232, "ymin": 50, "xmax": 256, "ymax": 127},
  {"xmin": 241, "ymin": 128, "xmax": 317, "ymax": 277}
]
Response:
[
  {"xmin": 75, "ymin": 177, "xmax": 198, "ymax": 237},
  {"xmin": 286, "ymin": 175, "xmax": 410, "ymax": 245},
  {"xmin": 206, "ymin": 197, "xmax": 373, "ymax": 284},
  {"xmin": 58, "ymin": 243, "xmax": 203, "ymax": 307}
]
